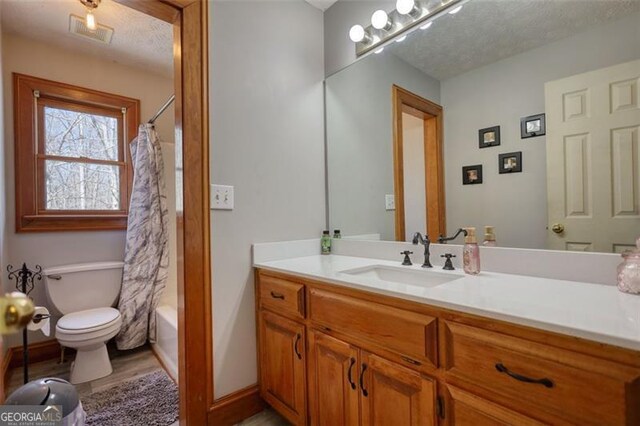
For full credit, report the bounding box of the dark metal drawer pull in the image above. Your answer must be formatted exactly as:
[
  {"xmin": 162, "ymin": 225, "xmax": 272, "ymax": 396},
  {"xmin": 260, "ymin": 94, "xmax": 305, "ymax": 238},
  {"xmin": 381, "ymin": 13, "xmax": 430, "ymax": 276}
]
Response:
[
  {"xmin": 401, "ymin": 356, "xmax": 422, "ymax": 366},
  {"xmin": 347, "ymin": 358, "xmax": 356, "ymax": 390},
  {"xmin": 495, "ymin": 363, "xmax": 554, "ymax": 388},
  {"xmin": 359, "ymin": 363, "xmax": 368, "ymax": 397},
  {"xmin": 294, "ymin": 334, "xmax": 302, "ymax": 359},
  {"xmin": 270, "ymin": 291, "xmax": 285, "ymax": 300}
]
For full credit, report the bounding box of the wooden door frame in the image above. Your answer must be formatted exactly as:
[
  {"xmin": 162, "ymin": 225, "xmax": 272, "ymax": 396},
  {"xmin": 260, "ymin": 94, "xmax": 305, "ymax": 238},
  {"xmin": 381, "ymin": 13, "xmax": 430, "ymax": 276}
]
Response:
[
  {"xmin": 113, "ymin": 1, "xmax": 212, "ymax": 424},
  {"xmin": 392, "ymin": 85, "xmax": 446, "ymax": 242}
]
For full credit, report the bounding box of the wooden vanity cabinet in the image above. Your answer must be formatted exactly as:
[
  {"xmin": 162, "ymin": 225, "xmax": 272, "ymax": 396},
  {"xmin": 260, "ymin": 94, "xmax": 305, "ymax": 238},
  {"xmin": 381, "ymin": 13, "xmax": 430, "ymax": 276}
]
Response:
[
  {"xmin": 307, "ymin": 329, "xmax": 437, "ymax": 426},
  {"xmin": 256, "ymin": 269, "xmax": 640, "ymax": 425},
  {"xmin": 258, "ymin": 310, "xmax": 307, "ymax": 425}
]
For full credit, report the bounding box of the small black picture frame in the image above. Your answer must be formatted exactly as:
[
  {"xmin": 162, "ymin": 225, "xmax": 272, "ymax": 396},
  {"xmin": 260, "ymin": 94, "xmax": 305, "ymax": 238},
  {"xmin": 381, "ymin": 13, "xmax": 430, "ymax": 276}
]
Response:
[
  {"xmin": 520, "ymin": 113, "xmax": 545, "ymax": 138},
  {"xmin": 462, "ymin": 165, "xmax": 483, "ymax": 185},
  {"xmin": 499, "ymin": 152, "xmax": 522, "ymax": 174},
  {"xmin": 478, "ymin": 126, "xmax": 501, "ymax": 148}
]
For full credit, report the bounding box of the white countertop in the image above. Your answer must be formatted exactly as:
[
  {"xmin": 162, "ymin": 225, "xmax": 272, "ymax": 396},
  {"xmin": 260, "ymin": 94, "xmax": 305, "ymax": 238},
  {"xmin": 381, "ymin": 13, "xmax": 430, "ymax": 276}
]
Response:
[{"xmin": 254, "ymin": 254, "xmax": 640, "ymax": 351}]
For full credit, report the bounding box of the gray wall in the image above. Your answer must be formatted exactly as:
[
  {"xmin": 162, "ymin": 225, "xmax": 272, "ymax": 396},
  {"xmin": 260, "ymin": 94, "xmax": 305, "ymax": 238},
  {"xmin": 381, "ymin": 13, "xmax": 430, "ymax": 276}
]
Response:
[
  {"xmin": 210, "ymin": 1, "xmax": 325, "ymax": 398},
  {"xmin": 324, "ymin": 0, "xmax": 393, "ymax": 76},
  {"xmin": 326, "ymin": 52, "xmax": 440, "ymax": 240},
  {"xmin": 442, "ymin": 12, "xmax": 640, "ymax": 249}
]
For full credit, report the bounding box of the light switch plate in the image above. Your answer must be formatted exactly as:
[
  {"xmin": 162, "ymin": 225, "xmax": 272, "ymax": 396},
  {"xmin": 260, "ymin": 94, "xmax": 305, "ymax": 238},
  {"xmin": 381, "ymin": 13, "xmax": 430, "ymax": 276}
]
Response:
[
  {"xmin": 211, "ymin": 184, "xmax": 234, "ymax": 210},
  {"xmin": 385, "ymin": 194, "xmax": 395, "ymax": 211}
]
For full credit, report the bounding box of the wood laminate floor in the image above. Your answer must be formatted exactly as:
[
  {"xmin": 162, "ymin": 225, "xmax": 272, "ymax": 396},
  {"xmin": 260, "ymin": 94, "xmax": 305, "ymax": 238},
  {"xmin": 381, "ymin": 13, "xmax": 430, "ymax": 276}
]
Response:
[{"xmin": 6, "ymin": 344, "xmax": 163, "ymax": 398}]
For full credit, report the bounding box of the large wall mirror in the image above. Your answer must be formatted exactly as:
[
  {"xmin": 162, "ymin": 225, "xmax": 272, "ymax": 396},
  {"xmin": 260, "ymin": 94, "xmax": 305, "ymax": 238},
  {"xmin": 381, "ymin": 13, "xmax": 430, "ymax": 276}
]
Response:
[{"xmin": 326, "ymin": 0, "xmax": 640, "ymax": 253}]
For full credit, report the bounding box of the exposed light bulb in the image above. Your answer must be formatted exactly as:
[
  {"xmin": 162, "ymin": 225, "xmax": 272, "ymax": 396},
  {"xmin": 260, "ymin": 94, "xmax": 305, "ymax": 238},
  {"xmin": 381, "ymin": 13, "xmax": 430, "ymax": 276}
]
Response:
[
  {"xmin": 448, "ymin": 5, "xmax": 463, "ymax": 14},
  {"xmin": 420, "ymin": 21, "xmax": 432, "ymax": 30},
  {"xmin": 396, "ymin": 0, "xmax": 418, "ymax": 15},
  {"xmin": 371, "ymin": 10, "xmax": 392, "ymax": 30},
  {"xmin": 86, "ymin": 10, "xmax": 97, "ymax": 30},
  {"xmin": 349, "ymin": 25, "xmax": 369, "ymax": 43},
  {"xmin": 374, "ymin": 47, "xmax": 385, "ymax": 54},
  {"xmin": 396, "ymin": 35, "xmax": 407, "ymax": 43}
]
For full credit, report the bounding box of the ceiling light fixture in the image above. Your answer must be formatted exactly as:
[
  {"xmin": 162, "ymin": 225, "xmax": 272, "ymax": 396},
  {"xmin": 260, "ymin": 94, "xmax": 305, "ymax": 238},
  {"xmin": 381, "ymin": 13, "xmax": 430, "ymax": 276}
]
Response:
[
  {"xmin": 448, "ymin": 5, "xmax": 463, "ymax": 14},
  {"xmin": 371, "ymin": 10, "xmax": 392, "ymax": 31},
  {"xmin": 395, "ymin": 35, "xmax": 407, "ymax": 43},
  {"xmin": 374, "ymin": 47, "xmax": 385, "ymax": 54},
  {"xmin": 420, "ymin": 21, "xmax": 433, "ymax": 30},
  {"xmin": 80, "ymin": 0, "xmax": 101, "ymax": 31}
]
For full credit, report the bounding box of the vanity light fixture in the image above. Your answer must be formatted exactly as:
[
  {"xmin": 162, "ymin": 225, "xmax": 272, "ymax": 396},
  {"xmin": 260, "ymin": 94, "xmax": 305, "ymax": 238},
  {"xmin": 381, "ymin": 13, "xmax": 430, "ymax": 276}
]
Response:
[
  {"xmin": 396, "ymin": 35, "xmax": 407, "ymax": 43},
  {"xmin": 396, "ymin": 0, "xmax": 422, "ymax": 17},
  {"xmin": 374, "ymin": 47, "xmax": 385, "ymax": 54},
  {"xmin": 349, "ymin": 25, "xmax": 371, "ymax": 43},
  {"xmin": 80, "ymin": 0, "xmax": 100, "ymax": 31},
  {"xmin": 371, "ymin": 10, "xmax": 393, "ymax": 31},
  {"xmin": 349, "ymin": 0, "xmax": 467, "ymax": 57}
]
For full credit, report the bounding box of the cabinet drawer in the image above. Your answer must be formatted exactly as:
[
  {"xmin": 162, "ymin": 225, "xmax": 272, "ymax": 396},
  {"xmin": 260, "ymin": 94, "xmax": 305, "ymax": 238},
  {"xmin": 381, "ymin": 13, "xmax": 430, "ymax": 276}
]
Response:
[
  {"xmin": 258, "ymin": 274, "xmax": 305, "ymax": 320},
  {"xmin": 443, "ymin": 321, "xmax": 640, "ymax": 425},
  {"xmin": 309, "ymin": 288, "xmax": 437, "ymax": 367}
]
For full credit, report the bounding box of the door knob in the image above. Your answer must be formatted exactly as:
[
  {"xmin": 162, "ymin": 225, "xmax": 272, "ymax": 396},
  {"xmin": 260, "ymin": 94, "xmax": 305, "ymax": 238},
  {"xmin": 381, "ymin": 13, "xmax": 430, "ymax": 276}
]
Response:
[
  {"xmin": 0, "ymin": 292, "xmax": 35, "ymax": 334},
  {"xmin": 551, "ymin": 223, "xmax": 565, "ymax": 234}
]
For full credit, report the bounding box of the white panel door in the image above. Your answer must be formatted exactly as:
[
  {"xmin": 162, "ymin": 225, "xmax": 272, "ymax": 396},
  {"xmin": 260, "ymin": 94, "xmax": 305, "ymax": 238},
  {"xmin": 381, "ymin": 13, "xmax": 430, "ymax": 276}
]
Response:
[{"xmin": 545, "ymin": 60, "xmax": 640, "ymax": 252}]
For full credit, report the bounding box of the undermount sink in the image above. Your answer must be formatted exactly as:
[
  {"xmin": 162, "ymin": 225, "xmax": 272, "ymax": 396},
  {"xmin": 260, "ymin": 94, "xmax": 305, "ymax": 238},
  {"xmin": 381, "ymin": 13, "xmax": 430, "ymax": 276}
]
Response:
[{"xmin": 340, "ymin": 265, "xmax": 460, "ymax": 287}]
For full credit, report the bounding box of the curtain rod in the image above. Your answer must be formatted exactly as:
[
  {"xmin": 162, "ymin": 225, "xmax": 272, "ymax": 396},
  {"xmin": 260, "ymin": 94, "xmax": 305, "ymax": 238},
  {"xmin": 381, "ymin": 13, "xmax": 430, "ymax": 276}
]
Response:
[{"xmin": 148, "ymin": 94, "xmax": 175, "ymax": 124}]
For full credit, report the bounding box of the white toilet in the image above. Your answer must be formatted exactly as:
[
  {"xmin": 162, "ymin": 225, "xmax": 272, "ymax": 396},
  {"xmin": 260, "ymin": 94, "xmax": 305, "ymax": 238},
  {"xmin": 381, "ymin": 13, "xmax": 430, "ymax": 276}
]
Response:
[{"xmin": 43, "ymin": 262, "xmax": 124, "ymax": 384}]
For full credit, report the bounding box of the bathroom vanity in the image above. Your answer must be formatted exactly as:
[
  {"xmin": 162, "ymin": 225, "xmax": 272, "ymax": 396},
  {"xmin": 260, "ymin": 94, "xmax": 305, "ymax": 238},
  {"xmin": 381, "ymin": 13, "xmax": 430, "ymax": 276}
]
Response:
[{"xmin": 254, "ymin": 253, "xmax": 640, "ymax": 425}]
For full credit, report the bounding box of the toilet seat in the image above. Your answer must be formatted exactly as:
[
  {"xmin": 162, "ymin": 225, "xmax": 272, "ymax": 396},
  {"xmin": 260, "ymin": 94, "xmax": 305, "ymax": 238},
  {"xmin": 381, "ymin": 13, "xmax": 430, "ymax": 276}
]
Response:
[{"xmin": 57, "ymin": 307, "xmax": 121, "ymax": 334}]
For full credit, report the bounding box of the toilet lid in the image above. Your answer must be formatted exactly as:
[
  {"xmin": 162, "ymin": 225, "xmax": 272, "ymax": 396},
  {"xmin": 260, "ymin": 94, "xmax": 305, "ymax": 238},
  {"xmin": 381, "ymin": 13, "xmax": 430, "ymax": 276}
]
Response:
[{"xmin": 57, "ymin": 308, "xmax": 120, "ymax": 331}]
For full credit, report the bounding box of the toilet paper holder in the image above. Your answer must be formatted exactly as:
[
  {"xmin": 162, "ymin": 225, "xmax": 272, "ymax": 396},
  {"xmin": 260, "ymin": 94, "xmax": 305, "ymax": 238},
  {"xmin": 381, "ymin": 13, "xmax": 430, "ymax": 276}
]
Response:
[{"xmin": 6, "ymin": 262, "xmax": 43, "ymax": 384}]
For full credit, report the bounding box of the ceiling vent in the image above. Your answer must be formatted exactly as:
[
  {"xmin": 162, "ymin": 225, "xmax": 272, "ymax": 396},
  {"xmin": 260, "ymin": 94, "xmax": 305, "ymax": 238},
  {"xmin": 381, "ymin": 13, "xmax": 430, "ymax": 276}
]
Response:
[{"xmin": 69, "ymin": 14, "xmax": 114, "ymax": 44}]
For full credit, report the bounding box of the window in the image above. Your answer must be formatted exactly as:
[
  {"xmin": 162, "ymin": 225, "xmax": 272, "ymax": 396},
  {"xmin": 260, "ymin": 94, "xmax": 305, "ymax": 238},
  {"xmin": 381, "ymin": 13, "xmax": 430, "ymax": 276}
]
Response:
[{"xmin": 14, "ymin": 73, "xmax": 140, "ymax": 232}]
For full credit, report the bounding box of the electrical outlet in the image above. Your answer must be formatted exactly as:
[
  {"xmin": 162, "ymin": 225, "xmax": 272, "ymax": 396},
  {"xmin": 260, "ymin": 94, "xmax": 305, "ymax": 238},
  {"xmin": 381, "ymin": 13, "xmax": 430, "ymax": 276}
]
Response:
[
  {"xmin": 211, "ymin": 184, "xmax": 234, "ymax": 210},
  {"xmin": 385, "ymin": 194, "xmax": 395, "ymax": 211}
]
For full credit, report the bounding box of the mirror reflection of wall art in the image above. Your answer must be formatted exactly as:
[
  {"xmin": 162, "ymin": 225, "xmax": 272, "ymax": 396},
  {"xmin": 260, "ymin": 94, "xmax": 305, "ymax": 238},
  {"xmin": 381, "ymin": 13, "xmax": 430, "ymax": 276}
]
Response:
[
  {"xmin": 478, "ymin": 126, "xmax": 501, "ymax": 148},
  {"xmin": 499, "ymin": 152, "xmax": 522, "ymax": 174},
  {"xmin": 462, "ymin": 165, "xmax": 483, "ymax": 185},
  {"xmin": 520, "ymin": 113, "xmax": 546, "ymax": 138}
]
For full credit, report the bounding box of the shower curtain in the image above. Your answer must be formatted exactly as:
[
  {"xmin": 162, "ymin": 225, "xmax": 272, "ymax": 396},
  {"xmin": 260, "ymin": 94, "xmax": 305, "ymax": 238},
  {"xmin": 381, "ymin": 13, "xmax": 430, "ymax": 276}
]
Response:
[{"xmin": 116, "ymin": 124, "xmax": 169, "ymax": 350}]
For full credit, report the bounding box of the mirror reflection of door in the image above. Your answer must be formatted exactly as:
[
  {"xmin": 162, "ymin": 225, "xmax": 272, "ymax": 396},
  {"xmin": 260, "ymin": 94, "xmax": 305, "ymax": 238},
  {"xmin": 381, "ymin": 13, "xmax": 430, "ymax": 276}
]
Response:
[
  {"xmin": 545, "ymin": 59, "xmax": 640, "ymax": 253},
  {"xmin": 392, "ymin": 85, "xmax": 446, "ymax": 242}
]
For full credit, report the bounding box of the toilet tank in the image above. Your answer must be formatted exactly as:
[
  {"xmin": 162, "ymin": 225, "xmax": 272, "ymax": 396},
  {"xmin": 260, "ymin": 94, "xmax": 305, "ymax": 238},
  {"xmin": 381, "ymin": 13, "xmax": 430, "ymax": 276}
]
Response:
[{"xmin": 43, "ymin": 262, "xmax": 124, "ymax": 315}]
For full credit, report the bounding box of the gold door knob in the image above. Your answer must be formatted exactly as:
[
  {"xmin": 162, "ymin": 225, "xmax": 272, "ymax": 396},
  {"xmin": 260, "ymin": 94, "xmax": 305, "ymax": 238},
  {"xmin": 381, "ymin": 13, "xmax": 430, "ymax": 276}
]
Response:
[
  {"xmin": 551, "ymin": 223, "xmax": 565, "ymax": 234},
  {"xmin": 0, "ymin": 293, "xmax": 35, "ymax": 334}
]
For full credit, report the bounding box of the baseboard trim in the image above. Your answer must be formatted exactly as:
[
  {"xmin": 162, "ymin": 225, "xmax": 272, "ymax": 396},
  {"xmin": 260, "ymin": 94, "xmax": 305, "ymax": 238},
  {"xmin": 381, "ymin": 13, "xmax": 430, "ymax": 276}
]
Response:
[
  {"xmin": 3, "ymin": 339, "xmax": 62, "ymax": 394},
  {"xmin": 208, "ymin": 384, "xmax": 265, "ymax": 426}
]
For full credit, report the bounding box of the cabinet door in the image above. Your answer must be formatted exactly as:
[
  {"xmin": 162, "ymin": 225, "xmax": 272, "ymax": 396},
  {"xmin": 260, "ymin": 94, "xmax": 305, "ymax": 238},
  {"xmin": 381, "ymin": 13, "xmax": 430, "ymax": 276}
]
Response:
[
  {"xmin": 360, "ymin": 351, "xmax": 436, "ymax": 426},
  {"xmin": 444, "ymin": 386, "xmax": 545, "ymax": 426},
  {"xmin": 259, "ymin": 311, "xmax": 306, "ymax": 425},
  {"xmin": 308, "ymin": 330, "xmax": 360, "ymax": 426}
]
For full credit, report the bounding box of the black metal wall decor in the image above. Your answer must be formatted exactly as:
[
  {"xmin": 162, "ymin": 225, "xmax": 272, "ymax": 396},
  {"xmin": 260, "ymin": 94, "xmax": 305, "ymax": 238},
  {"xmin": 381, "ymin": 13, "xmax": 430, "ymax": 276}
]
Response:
[
  {"xmin": 462, "ymin": 165, "xmax": 483, "ymax": 185},
  {"xmin": 499, "ymin": 151, "xmax": 523, "ymax": 174},
  {"xmin": 478, "ymin": 126, "xmax": 501, "ymax": 148},
  {"xmin": 520, "ymin": 113, "xmax": 545, "ymax": 138},
  {"xmin": 7, "ymin": 263, "xmax": 46, "ymax": 384}
]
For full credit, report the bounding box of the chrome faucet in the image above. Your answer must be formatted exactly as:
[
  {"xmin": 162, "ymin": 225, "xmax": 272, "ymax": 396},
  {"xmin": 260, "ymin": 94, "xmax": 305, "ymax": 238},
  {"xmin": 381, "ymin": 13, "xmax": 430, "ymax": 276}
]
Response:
[
  {"xmin": 438, "ymin": 228, "xmax": 468, "ymax": 244},
  {"xmin": 412, "ymin": 232, "xmax": 433, "ymax": 268}
]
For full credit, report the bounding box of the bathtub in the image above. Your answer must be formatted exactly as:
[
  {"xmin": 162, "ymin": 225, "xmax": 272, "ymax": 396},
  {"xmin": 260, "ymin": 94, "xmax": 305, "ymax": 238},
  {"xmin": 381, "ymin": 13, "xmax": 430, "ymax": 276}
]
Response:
[{"xmin": 153, "ymin": 305, "xmax": 178, "ymax": 381}]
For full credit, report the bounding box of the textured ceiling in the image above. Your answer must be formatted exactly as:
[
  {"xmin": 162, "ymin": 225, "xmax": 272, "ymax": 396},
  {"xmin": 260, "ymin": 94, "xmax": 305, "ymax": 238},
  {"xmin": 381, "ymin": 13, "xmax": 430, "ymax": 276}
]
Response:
[
  {"xmin": 1, "ymin": 0, "xmax": 173, "ymax": 77},
  {"xmin": 389, "ymin": 0, "xmax": 640, "ymax": 80}
]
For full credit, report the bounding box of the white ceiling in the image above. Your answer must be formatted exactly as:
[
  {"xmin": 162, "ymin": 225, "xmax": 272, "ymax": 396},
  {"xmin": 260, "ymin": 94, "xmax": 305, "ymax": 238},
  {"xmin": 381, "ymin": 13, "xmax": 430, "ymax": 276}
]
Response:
[
  {"xmin": 305, "ymin": 0, "xmax": 339, "ymax": 11},
  {"xmin": 1, "ymin": 0, "xmax": 174, "ymax": 77},
  {"xmin": 389, "ymin": 0, "xmax": 640, "ymax": 80}
]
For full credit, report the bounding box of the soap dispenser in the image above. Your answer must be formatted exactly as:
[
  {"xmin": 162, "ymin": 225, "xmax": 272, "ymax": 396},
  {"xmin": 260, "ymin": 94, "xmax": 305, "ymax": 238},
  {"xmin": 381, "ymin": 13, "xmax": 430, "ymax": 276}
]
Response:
[
  {"xmin": 463, "ymin": 227, "xmax": 481, "ymax": 275},
  {"xmin": 617, "ymin": 236, "xmax": 640, "ymax": 294},
  {"xmin": 483, "ymin": 226, "xmax": 497, "ymax": 247}
]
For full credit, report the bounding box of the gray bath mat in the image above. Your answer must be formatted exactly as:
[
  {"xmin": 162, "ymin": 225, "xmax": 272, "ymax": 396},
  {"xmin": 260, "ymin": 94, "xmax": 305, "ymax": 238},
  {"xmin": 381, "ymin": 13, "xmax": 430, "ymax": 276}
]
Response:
[{"xmin": 82, "ymin": 370, "xmax": 178, "ymax": 426}]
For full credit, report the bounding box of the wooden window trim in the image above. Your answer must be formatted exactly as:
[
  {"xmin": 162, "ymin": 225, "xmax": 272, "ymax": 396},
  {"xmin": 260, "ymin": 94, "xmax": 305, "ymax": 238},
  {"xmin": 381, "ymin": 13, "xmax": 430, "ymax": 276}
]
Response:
[{"xmin": 14, "ymin": 73, "xmax": 140, "ymax": 232}]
